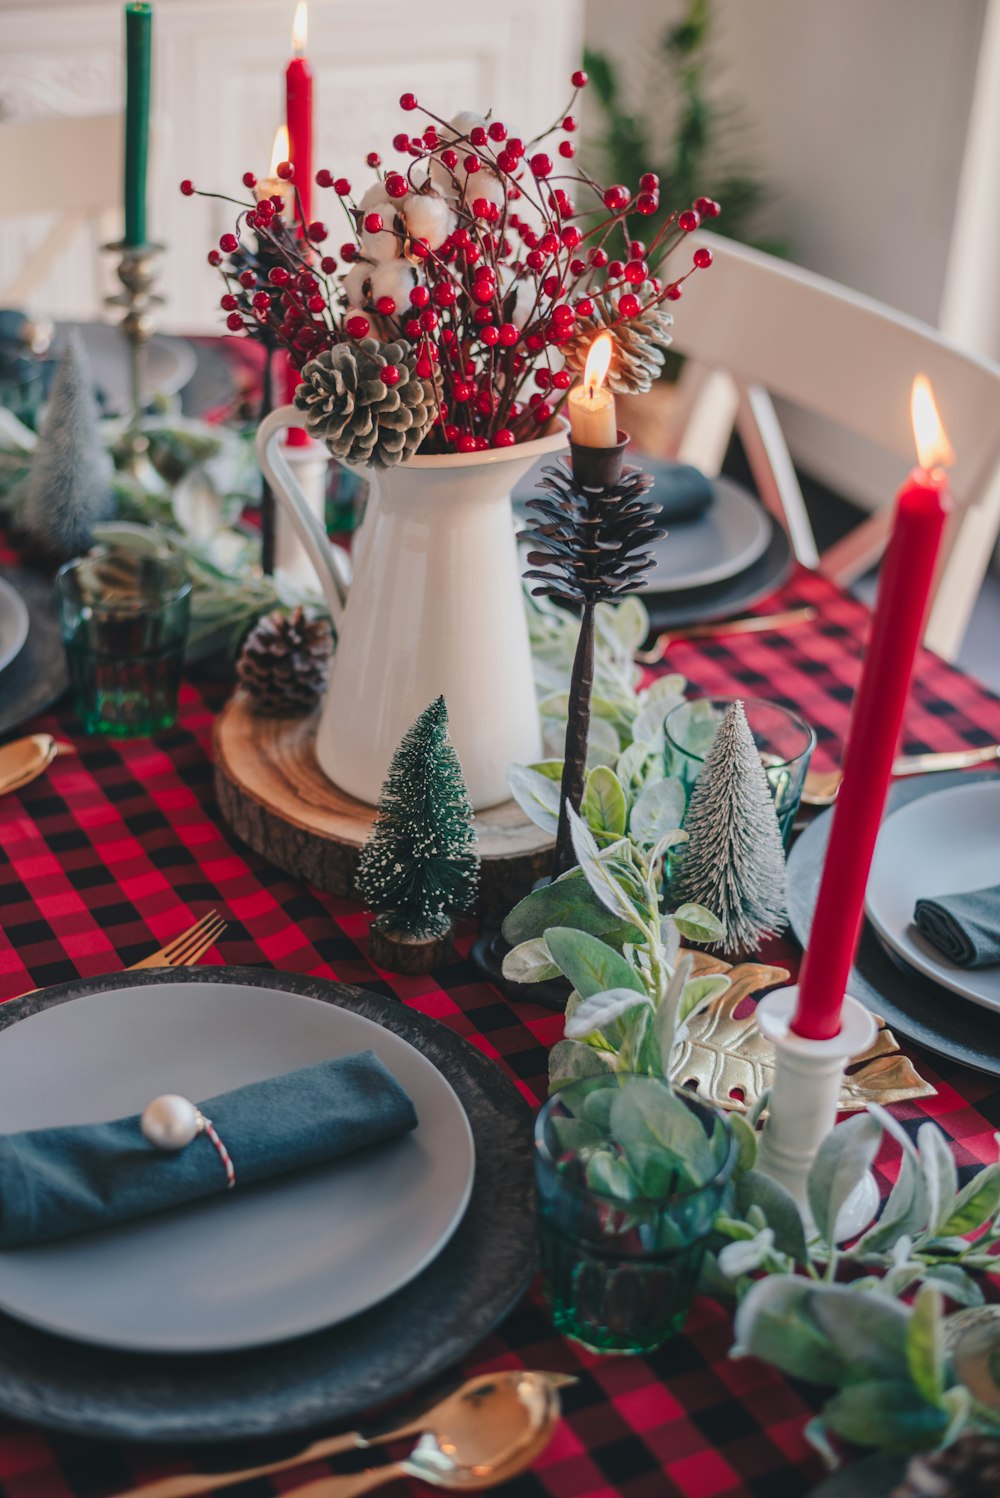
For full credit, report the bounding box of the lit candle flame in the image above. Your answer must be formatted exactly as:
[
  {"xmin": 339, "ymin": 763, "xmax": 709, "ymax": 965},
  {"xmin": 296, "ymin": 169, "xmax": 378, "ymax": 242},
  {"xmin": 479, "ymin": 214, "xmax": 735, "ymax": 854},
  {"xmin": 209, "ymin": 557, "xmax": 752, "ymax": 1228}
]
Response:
[
  {"xmin": 291, "ymin": 0, "xmax": 308, "ymax": 54},
  {"xmin": 583, "ymin": 332, "xmax": 613, "ymax": 398},
  {"xmin": 269, "ymin": 125, "xmax": 290, "ymax": 177},
  {"xmin": 911, "ymin": 374, "xmax": 954, "ymax": 472}
]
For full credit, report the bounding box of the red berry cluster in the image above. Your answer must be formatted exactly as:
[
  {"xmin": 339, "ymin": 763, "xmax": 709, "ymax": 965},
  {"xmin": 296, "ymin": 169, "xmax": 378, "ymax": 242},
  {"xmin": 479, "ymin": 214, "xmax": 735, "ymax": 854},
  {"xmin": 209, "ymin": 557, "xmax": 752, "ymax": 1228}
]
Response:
[{"xmin": 182, "ymin": 69, "xmax": 718, "ymax": 453}]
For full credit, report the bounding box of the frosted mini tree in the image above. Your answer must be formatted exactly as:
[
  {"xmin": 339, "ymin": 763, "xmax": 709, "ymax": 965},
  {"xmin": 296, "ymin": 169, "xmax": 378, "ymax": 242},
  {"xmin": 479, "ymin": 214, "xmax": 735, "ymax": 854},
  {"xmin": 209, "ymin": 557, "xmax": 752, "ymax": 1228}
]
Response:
[
  {"xmin": 671, "ymin": 700, "xmax": 787, "ymax": 957},
  {"xmin": 358, "ymin": 696, "xmax": 478, "ymax": 942},
  {"xmin": 22, "ymin": 332, "xmax": 113, "ymax": 562}
]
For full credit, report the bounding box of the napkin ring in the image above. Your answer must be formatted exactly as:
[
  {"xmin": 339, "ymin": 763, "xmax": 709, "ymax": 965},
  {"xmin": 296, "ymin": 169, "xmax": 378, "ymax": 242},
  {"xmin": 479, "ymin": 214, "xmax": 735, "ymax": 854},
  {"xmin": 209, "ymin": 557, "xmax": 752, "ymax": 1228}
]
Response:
[{"xmin": 141, "ymin": 1095, "xmax": 236, "ymax": 1189}]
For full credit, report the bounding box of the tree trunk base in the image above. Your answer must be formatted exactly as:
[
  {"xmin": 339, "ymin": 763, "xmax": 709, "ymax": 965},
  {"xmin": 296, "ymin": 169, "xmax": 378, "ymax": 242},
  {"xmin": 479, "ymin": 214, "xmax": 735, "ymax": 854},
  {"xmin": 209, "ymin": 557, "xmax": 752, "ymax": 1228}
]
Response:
[{"xmin": 369, "ymin": 918, "xmax": 454, "ymax": 975}]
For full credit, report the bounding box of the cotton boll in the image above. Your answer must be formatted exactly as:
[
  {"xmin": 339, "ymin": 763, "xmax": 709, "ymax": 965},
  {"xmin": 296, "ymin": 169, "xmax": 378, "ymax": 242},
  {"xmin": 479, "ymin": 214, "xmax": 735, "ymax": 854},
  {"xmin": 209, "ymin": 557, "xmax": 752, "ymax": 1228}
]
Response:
[
  {"xmin": 343, "ymin": 262, "xmax": 370, "ymax": 307},
  {"xmin": 472, "ymin": 170, "xmax": 505, "ymax": 211},
  {"xmin": 359, "ymin": 182, "xmax": 389, "ymax": 211},
  {"xmin": 360, "ymin": 203, "xmax": 398, "ymax": 262},
  {"xmin": 429, "ymin": 153, "xmax": 459, "ymax": 202},
  {"xmin": 499, "ymin": 268, "xmax": 533, "ymax": 328},
  {"xmin": 403, "ymin": 191, "xmax": 455, "ymax": 249},
  {"xmin": 447, "ymin": 110, "xmax": 487, "ymax": 140},
  {"xmin": 370, "ymin": 259, "xmax": 414, "ymax": 307}
]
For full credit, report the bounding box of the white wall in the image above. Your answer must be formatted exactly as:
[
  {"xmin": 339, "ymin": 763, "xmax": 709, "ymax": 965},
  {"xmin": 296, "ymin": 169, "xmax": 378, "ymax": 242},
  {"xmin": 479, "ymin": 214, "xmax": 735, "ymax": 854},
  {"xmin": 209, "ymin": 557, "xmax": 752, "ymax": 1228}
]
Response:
[
  {"xmin": 583, "ymin": 0, "xmax": 991, "ymax": 507},
  {"xmin": 0, "ymin": 0, "xmax": 585, "ymax": 333}
]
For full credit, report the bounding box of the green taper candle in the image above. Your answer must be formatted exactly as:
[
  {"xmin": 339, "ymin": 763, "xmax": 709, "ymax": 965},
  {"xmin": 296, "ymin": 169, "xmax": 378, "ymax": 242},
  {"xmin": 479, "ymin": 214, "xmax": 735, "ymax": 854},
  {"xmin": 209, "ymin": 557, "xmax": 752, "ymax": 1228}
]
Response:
[{"xmin": 123, "ymin": 2, "xmax": 152, "ymax": 247}]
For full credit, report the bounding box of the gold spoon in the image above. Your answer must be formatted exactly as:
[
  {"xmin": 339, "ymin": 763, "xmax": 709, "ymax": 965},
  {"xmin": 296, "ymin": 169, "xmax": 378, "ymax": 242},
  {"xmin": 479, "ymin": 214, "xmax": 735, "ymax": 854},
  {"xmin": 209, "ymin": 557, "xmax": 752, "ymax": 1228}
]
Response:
[
  {"xmin": 802, "ymin": 744, "xmax": 1000, "ymax": 807},
  {"xmin": 112, "ymin": 1371, "xmax": 575, "ymax": 1498},
  {"xmin": 0, "ymin": 734, "xmax": 76, "ymax": 797}
]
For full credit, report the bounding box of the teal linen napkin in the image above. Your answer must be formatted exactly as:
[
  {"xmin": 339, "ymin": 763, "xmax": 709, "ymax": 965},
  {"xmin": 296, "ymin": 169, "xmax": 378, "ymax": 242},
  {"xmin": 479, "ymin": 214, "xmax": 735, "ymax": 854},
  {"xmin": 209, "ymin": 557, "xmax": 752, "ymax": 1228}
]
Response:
[
  {"xmin": 0, "ymin": 1052, "xmax": 417, "ymax": 1248},
  {"xmin": 650, "ymin": 460, "xmax": 714, "ymax": 523},
  {"xmin": 914, "ymin": 884, "xmax": 1000, "ymax": 968}
]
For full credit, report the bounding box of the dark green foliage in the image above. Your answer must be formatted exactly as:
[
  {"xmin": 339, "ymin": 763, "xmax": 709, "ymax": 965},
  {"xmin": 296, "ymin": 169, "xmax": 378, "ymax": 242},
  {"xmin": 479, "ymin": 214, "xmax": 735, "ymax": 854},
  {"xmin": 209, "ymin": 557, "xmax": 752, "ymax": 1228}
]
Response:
[{"xmin": 357, "ymin": 696, "xmax": 478, "ymax": 937}]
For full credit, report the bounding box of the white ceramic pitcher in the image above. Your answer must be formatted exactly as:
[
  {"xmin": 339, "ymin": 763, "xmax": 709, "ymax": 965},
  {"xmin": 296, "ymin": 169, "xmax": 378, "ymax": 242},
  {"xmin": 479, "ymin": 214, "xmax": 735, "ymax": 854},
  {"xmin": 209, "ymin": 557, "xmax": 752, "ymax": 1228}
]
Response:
[{"xmin": 256, "ymin": 407, "xmax": 570, "ymax": 810}]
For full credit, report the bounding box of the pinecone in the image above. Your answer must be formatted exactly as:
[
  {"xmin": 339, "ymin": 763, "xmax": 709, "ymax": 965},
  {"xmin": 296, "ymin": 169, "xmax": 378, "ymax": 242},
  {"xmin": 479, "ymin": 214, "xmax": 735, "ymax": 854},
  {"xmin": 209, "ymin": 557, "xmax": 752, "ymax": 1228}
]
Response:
[
  {"xmin": 561, "ymin": 286, "xmax": 673, "ymax": 395},
  {"xmin": 890, "ymin": 1435, "xmax": 1000, "ymax": 1497},
  {"xmin": 236, "ymin": 607, "xmax": 332, "ymax": 717},
  {"xmin": 520, "ymin": 460, "xmax": 666, "ymax": 606},
  {"xmin": 293, "ymin": 337, "xmax": 437, "ymax": 468}
]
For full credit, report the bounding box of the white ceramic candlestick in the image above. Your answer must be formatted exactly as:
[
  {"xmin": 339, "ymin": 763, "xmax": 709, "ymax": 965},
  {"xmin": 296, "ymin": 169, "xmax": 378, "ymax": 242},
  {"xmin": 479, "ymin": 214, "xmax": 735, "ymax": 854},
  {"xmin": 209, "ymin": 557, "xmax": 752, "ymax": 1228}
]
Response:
[
  {"xmin": 755, "ymin": 986, "xmax": 879, "ymax": 1240},
  {"xmin": 276, "ymin": 437, "xmax": 329, "ymax": 588}
]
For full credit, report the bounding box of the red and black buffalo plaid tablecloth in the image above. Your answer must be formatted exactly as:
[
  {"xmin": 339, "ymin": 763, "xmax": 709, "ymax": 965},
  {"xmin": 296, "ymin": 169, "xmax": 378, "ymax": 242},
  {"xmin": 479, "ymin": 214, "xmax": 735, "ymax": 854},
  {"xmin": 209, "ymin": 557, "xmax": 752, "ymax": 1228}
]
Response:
[{"xmin": 1, "ymin": 566, "xmax": 1000, "ymax": 1498}]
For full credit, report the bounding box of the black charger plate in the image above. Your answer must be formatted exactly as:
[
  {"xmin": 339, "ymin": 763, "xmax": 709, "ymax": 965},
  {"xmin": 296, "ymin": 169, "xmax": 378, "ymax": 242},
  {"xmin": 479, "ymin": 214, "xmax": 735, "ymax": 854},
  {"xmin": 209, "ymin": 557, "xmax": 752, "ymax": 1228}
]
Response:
[
  {"xmin": 0, "ymin": 568, "xmax": 68, "ymax": 740},
  {"xmin": 0, "ymin": 967, "xmax": 535, "ymax": 1445},
  {"xmin": 786, "ymin": 770, "xmax": 1000, "ymax": 1073},
  {"xmin": 643, "ymin": 522, "xmax": 792, "ymax": 631}
]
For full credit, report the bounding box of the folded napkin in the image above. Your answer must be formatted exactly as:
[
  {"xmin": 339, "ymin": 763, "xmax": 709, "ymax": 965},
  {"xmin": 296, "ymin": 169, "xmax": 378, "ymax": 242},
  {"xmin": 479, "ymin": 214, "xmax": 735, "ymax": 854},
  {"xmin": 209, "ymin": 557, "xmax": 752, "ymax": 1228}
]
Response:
[
  {"xmin": 650, "ymin": 460, "xmax": 714, "ymax": 523},
  {"xmin": 913, "ymin": 885, "xmax": 1000, "ymax": 968},
  {"xmin": 0, "ymin": 1052, "xmax": 417, "ymax": 1249}
]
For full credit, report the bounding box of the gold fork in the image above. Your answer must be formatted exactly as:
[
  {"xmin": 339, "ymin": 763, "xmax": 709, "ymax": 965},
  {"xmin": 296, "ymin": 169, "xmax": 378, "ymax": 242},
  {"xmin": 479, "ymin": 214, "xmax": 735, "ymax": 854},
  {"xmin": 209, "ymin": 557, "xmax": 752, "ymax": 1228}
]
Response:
[
  {"xmin": 635, "ymin": 606, "xmax": 817, "ymax": 665},
  {"xmin": 13, "ymin": 912, "xmax": 228, "ymax": 997},
  {"xmin": 129, "ymin": 911, "xmax": 228, "ymax": 969}
]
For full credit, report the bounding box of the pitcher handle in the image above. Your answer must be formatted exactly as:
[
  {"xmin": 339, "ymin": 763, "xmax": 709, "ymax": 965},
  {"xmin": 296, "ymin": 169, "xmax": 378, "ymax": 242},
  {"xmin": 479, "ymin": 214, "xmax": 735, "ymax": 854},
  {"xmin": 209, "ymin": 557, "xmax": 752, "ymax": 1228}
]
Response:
[{"xmin": 255, "ymin": 405, "xmax": 349, "ymax": 627}]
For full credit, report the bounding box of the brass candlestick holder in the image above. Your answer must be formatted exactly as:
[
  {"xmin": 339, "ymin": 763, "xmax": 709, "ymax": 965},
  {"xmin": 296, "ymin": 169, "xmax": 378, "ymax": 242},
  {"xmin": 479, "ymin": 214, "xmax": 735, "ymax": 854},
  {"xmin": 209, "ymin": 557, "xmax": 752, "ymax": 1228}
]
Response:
[{"xmin": 103, "ymin": 239, "xmax": 165, "ymax": 472}]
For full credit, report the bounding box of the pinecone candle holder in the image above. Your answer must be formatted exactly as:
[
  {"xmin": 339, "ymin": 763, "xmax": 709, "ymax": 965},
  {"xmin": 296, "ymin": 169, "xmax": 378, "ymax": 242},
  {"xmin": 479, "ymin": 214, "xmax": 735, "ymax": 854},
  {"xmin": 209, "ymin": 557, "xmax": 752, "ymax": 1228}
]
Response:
[{"xmin": 522, "ymin": 433, "xmax": 665, "ymax": 876}]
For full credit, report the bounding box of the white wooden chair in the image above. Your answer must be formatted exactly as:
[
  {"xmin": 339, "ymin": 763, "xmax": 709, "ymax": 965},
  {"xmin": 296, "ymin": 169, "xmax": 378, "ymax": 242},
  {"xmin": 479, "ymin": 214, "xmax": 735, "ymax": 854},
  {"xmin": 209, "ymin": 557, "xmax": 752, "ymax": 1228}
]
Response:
[
  {"xmin": 3, "ymin": 114, "xmax": 123, "ymax": 307},
  {"xmin": 662, "ymin": 231, "xmax": 1000, "ymax": 661}
]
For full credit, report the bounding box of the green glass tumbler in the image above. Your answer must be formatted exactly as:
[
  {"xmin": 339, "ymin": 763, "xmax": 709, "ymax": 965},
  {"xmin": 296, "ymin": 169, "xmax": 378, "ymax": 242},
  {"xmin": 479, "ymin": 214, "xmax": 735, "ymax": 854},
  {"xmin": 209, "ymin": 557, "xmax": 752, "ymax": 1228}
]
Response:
[
  {"xmin": 57, "ymin": 550, "xmax": 191, "ymax": 738},
  {"xmin": 534, "ymin": 1075, "xmax": 735, "ymax": 1355},
  {"xmin": 664, "ymin": 696, "xmax": 816, "ymax": 846}
]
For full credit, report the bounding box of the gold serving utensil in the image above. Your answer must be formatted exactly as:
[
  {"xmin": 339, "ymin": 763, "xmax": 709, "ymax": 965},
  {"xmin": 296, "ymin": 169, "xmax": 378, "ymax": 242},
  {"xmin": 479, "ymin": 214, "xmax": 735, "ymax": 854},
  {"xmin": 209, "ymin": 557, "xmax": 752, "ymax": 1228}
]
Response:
[
  {"xmin": 635, "ymin": 605, "xmax": 817, "ymax": 665},
  {"xmin": 802, "ymin": 744, "xmax": 1000, "ymax": 807},
  {"xmin": 111, "ymin": 1371, "xmax": 575, "ymax": 1498},
  {"xmin": 0, "ymin": 734, "xmax": 76, "ymax": 797},
  {"xmin": 12, "ymin": 912, "xmax": 228, "ymax": 999}
]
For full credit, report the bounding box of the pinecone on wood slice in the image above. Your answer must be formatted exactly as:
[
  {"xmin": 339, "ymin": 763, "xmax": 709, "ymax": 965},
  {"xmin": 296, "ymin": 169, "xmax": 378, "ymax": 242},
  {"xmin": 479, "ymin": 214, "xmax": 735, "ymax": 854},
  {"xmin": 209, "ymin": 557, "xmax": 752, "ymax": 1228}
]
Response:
[
  {"xmin": 236, "ymin": 607, "xmax": 332, "ymax": 717},
  {"xmin": 560, "ymin": 286, "xmax": 674, "ymax": 395},
  {"xmin": 891, "ymin": 1435, "xmax": 1000, "ymax": 1498}
]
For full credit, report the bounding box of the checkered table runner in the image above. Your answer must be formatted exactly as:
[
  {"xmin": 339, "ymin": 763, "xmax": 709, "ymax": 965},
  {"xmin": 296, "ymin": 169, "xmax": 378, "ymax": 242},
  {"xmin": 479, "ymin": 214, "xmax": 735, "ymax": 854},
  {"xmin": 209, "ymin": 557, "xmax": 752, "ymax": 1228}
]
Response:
[{"xmin": 1, "ymin": 567, "xmax": 1000, "ymax": 1498}]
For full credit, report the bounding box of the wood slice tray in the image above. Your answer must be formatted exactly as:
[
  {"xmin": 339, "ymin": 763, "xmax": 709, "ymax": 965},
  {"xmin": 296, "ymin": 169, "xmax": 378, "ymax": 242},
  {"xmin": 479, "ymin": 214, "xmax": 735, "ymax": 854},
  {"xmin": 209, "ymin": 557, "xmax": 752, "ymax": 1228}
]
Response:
[{"xmin": 214, "ymin": 693, "xmax": 554, "ymax": 915}]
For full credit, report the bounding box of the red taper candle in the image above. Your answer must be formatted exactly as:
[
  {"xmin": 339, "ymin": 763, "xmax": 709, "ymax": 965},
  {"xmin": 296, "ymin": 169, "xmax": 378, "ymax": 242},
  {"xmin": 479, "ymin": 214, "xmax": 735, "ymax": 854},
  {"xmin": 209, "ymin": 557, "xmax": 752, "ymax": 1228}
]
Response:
[
  {"xmin": 792, "ymin": 376, "xmax": 955, "ymax": 1040},
  {"xmin": 285, "ymin": 0, "xmax": 313, "ymax": 228},
  {"xmin": 284, "ymin": 0, "xmax": 312, "ymax": 445}
]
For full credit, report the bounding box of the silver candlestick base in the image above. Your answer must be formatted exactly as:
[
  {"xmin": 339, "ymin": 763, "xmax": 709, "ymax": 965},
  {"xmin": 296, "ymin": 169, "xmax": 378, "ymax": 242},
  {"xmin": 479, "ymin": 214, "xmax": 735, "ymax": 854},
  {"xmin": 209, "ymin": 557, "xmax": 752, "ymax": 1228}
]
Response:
[
  {"xmin": 103, "ymin": 239, "xmax": 165, "ymax": 473},
  {"xmin": 756, "ymin": 986, "xmax": 880, "ymax": 1241}
]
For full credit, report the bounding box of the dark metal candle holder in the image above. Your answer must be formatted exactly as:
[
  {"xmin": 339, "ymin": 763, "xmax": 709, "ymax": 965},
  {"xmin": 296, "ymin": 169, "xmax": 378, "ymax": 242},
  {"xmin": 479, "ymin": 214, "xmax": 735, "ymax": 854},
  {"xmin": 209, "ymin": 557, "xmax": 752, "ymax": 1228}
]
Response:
[
  {"xmin": 568, "ymin": 430, "xmax": 630, "ymax": 490},
  {"xmin": 102, "ymin": 238, "xmax": 165, "ymax": 473},
  {"xmin": 521, "ymin": 430, "xmax": 665, "ymax": 877},
  {"xmin": 471, "ymin": 433, "xmax": 664, "ymax": 1000}
]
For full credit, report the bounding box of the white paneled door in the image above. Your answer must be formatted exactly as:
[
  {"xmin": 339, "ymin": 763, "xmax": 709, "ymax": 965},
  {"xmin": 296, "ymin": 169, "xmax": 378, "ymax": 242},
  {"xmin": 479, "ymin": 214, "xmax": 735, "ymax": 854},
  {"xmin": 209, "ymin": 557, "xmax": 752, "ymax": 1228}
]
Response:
[{"xmin": 0, "ymin": 0, "xmax": 585, "ymax": 331}]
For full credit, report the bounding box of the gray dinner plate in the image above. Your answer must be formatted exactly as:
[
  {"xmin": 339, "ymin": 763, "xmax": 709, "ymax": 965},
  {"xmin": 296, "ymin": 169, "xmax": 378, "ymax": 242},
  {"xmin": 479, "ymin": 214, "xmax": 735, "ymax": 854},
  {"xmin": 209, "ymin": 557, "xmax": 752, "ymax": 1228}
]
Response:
[
  {"xmin": 57, "ymin": 322, "xmax": 198, "ymax": 413},
  {"xmin": 865, "ymin": 780, "xmax": 1000, "ymax": 1011},
  {"xmin": 645, "ymin": 476, "xmax": 771, "ymax": 593},
  {"xmin": 0, "ymin": 575, "xmax": 28, "ymax": 676},
  {"xmin": 0, "ymin": 981, "xmax": 474, "ymax": 1355},
  {"xmin": 787, "ymin": 771, "xmax": 1000, "ymax": 1073}
]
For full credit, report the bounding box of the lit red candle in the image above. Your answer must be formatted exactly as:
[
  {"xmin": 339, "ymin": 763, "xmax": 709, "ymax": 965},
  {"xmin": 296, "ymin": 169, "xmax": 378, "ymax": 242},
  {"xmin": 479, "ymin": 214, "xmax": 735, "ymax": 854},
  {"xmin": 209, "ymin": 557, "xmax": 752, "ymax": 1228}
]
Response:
[
  {"xmin": 285, "ymin": 0, "xmax": 313, "ymax": 229},
  {"xmin": 792, "ymin": 377, "xmax": 955, "ymax": 1040},
  {"xmin": 284, "ymin": 0, "xmax": 312, "ymax": 444}
]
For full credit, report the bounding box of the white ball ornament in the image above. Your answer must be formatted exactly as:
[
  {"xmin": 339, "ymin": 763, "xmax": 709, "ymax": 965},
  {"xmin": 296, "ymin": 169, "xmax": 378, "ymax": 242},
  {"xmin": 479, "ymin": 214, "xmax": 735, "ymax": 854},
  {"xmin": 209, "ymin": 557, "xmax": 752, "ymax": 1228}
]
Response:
[{"xmin": 141, "ymin": 1094, "xmax": 201, "ymax": 1151}]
